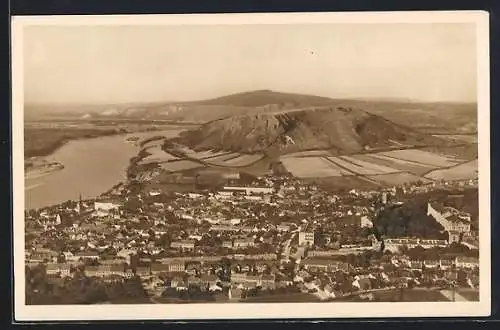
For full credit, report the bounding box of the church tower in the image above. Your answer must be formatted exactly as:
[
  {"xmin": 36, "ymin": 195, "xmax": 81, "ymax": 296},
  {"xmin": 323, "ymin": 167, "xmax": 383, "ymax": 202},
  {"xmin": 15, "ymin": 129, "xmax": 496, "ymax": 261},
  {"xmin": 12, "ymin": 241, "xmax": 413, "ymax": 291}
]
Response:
[{"xmin": 76, "ymin": 193, "xmax": 83, "ymax": 214}]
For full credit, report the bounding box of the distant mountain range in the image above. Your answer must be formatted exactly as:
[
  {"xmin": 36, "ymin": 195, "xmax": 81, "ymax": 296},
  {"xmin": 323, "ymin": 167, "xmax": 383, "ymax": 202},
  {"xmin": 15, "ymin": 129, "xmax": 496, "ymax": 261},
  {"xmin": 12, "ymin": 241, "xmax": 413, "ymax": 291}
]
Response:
[{"xmin": 25, "ymin": 90, "xmax": 477, "ymax": 134}]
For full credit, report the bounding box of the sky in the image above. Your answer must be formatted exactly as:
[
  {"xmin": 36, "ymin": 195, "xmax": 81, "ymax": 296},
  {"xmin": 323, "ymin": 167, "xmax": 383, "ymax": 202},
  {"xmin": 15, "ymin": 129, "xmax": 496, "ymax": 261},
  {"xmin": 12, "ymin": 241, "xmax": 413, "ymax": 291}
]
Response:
[{"xmin": 23, "ymin": 23, "xmax": 477, "ymax": 104}]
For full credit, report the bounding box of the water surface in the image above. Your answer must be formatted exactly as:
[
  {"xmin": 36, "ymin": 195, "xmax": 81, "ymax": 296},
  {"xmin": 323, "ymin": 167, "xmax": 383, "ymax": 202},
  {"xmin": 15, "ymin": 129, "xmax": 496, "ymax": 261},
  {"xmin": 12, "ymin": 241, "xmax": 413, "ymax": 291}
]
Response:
[{"xmin": 25, "ymin": 129, "xmax": 184, "ymax": 210}]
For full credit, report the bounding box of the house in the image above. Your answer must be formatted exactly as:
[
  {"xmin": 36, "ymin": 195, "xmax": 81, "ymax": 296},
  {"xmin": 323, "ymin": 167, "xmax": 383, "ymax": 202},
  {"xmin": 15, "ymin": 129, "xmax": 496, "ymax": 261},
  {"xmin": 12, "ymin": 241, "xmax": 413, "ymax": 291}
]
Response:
[
  {"xmin": 94, "ymin": 201, "xmax": 121, "ymax": 212},
  {"xmin": 423, "ymin": 260, "xmax": 440, "ymax": 269},
  {"xmin": 46, "ymin": 263, "xmax": 71, "ymax": 277},
  {"xmin": 63, "ymin": 251, "xmax": 79, "ymax": 263},
  {"xmin": 201, "ymin": 274, "xmax": 219, "ymax": 287},
  {"xmin": 338, "ymin": 215, "xmax": 373, "ymax": 228},
  {"xmin": 76, "ymin": 251, "xmax": 100, "ymax": 260},
  {"xmin": 233, "ymin": 238, "xmax": 255, "ymax": 249},
  {"xmin": 427, "ymin": 203, "xmax": 471, "ymax": 243},
  {"xmin": 222, "ymin": 186, "xmax": 274, "ymax": 195},
  {"xmin": 439, "ymin": 259, "xmax": 455, "ymax": 270},
  {"xmin": 185, "ymin": 262, "xmax": 201, "ymax": 275},
  {"xmin": 170, "ymin": 276, "xmax": 187, "ymax": 290},
  {"xmin": 277, "ymin": 224, "xmax": 291, "ymax": 232},
  {"xmin": 455, "ymin": 256, "xmax": 479, "ymax": 269},
  {"xmin": 27, "ymin": 254, "xmax": 47, "ymax": 264},
  {"xmin": 409, "ymin": 260, "xmax": 423, "ymax": 269},
  {"xmin": 298, "ymin": 231, "xmax": 315, "ymax": 246},
  {"xmin": 102, "ymin": 275, "xmax": 125, "ymax": 283},
  {"xmin": 301, "ymin": 258, "xmax": 349, "ymax": 273},
  {"xmin": 186, "ymin": 276, "xmax": 202, "ymax": 287},
  {"xmin": 210, "ymin": 225, "xmax": 253, "ymax": 233},
  {"xmin": 384, "ymin": 238, "xmax": 420, "ymax": 253},
  {"xmin": 151, "ymin": 260, "xmax": 185, "ymax": 274},
  {"xmin": 222, "ymin": 240, "xmax": 233, "ymax": 248},
  {"xmin": 170, "ymin": 240, "xmax": 196, "ymax": 251},
  {"xmin": 231, "ymin": 272, "xmax": 247, "ymax": 283},
  {"xmin": 100, "ymin": 258, "xmax": 126, "ymax": 265},
  {"xmin": 85, "ymin": 264, "xmax": 126, "ymax": 278},
  {"xmin": 255, "ymin": 262, "xmax": 269, "ymax": 273},
  {"xmin": 420, "ymin": 239, "xmax": 448, "ymax": 248}
]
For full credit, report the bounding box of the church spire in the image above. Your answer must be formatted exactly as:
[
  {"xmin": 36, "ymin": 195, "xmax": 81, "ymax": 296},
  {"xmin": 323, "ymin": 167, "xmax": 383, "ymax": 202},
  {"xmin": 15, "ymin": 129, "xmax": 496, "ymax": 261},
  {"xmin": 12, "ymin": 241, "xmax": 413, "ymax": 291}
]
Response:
[{"xmin": 76, "ymin": 193, "xmax": 82, "ymax": 214}]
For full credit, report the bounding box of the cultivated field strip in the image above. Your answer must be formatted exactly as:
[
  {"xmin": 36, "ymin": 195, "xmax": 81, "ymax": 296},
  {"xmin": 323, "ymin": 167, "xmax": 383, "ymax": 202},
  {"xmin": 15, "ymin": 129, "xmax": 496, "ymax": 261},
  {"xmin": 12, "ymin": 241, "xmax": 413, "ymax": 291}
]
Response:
[
  {"xmin": 368, "ymin": 153, "xmax": 435, "ymax": 168},
  {"xmin": 139, "ymin": 146, "xmax": 179, "ymax": 165},
  {"xmin": 353, "ymin": 154, "xmax": 434, "ymax": 175},
  {"xmin": 380, "ymin": 149, "xmax": 459, "ymax": 167},
  {"xmin": 140, "ymin": 139, "xmax": 164, "ymax": 149},
  {"xmin": 280, "ymin": 150, "xmax": 332, "ymax": 158},
  {"xmin": 182, "ymin": 149, "xmax": 229, "ymax": 160},
  {"xmin": 281, "ymin": 157, "xmax": 353, "ymax": 178},
  {"xmin": 204, "ymin": 152, "xmax": 244, "ymax": 165},
  {"xmin": 327, "ymin": 156, "xmax": 396, "ymax": 175},
  {"xmin": 222, "ymin": 154, "xmax": 264, "ymax": 166},
  {"xmin": 338, "ymin": 155, "xmax": 399, "ymax": 174},
  {"xmin": 424, "ymin": 159, "xmax": 478, "ymax": 181},
  {"xmin": 368, "ymin": 172, "xmax": 433, "ymax": 186},
  {"xmin": 159, "ymin": 160, "xmax": 205, "ymax": 172}
]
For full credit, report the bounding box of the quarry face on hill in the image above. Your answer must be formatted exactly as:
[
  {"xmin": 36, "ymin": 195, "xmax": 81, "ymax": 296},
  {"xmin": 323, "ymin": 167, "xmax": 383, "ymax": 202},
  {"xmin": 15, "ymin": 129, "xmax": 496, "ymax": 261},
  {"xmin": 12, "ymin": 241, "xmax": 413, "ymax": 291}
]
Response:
[{"xmin": 175, "ymin": 106, "xmax": 445, "ymax": 156}]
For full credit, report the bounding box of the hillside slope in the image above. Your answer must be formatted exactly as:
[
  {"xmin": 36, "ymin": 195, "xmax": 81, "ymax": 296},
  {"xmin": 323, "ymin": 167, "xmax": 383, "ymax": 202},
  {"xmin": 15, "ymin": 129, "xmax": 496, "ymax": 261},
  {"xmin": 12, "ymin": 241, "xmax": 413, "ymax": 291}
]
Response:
[
  {"xmin": 175, "ymin": 106, "xmax": 445, "ymax": 156},
  {"xmin": 26, "ymin": 90, "xmax": 476, "ymax": 134},
  {"xmin": 188, "ymin": 89, "xmax": 340, "ymax": 108}
]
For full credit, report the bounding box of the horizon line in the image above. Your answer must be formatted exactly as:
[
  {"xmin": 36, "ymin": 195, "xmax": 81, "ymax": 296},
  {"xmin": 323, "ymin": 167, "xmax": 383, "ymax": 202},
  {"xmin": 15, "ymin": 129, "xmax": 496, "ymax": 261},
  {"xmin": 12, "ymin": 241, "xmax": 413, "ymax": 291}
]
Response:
[{"xmin": 23, "ymin": 89, "xmax": 478, "ymax": 107}]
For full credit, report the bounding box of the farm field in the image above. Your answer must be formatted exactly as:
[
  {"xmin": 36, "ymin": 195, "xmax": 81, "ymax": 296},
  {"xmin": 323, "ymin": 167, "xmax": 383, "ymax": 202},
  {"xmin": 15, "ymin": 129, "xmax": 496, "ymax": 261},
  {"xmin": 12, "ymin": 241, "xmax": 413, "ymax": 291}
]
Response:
[
  {"xmin": 220, "ymin": 154, "xmax": 264, "ymax": 167},
  {"xmin": 280, "ymin": 150, "xmax": 332, "ymax": 158},
  {"xmin": 433, "ymin": 135, "xmax": 478, "ymax": 144},
  {"xmin": 139, "ymin": 146, "xmax": 179, "ymax": 165},
  {"xmin": 202, "ymin": 152, "xmax": 242, "ymax": 164},
  {"xmin": 424, "ymin": 159, "xmax": 478, "ymax": 181},
  {"xmin": 368, "ymin": 172, "xmax": 433, "ymax": 186},
  {"xmin": 422, "ymin": 144, "xmax": 478, "ymax": 160},
  {"xmin": 379, "ymin": 149, "xmax": 459, "ymax": 167},
  {"xmin": 278, "ymin": 146, "xmax": 475, "ymax": 187},
  {"xmin": 333, "ymin": 155, "xmax": 399, "ymax": 175},
  {"xmin": 179, "ymin": 147, "xmax": 230, "ymax": 160},
  {"xmin": 281, "ymin": 157, "xmax": 353, "ymax": 178},
  {"xmin": 159, "ymin": 160, "xmax": 205, "ymax": 172},
  {"xmin": 352, "ymin": 154, "xmax": 433, "ymax": 175}
]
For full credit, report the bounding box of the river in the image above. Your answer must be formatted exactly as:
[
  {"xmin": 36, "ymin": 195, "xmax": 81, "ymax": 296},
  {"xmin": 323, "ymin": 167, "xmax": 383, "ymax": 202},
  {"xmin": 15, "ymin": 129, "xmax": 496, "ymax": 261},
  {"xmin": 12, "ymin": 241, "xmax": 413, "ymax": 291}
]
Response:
[{"xmin": 24, "ymin": 128, "xmax": 186, "ymax": 210}]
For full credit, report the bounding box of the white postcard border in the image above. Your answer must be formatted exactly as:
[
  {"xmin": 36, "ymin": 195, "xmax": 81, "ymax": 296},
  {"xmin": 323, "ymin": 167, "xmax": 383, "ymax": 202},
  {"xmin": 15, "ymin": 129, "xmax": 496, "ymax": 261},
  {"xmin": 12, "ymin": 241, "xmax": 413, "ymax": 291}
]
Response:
[{"xmin": 12, "ymin": 11, "xmax": 491, "ymax": 321}]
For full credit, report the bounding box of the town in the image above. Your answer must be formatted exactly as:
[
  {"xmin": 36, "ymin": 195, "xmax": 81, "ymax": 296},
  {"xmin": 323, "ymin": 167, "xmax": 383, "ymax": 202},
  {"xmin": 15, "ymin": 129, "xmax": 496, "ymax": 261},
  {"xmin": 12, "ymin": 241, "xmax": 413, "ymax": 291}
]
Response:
[{"xmin": 24, "ymin": 171, "xmax": 480, "ymax": 304}]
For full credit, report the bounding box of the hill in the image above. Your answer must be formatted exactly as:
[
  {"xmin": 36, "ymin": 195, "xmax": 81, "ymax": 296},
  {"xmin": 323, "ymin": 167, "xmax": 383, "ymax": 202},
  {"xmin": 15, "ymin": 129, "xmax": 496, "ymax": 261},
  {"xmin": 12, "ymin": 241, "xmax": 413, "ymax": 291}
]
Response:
[
  {"xmin": 25, "ymin": 90, "xmax": 477, "ymax": 134},
  {"xmin": 187, "ymin": 89, "xmax": 340, "ymax": 108},
  {"xmin": 174, "ymin": 106, "xmax": 446, "ymax": 156}
]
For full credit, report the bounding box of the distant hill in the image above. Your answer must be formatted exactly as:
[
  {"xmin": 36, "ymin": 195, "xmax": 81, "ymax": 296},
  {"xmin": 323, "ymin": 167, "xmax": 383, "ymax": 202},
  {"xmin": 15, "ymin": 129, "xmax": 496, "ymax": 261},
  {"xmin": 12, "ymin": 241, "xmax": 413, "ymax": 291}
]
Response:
[
  {"xmin": 175, "ymin": 105, "xmax": 446, "ymax": 156},
  {"xmin": 24, "ymin": 90, "xmax": 477, "ymax": 134},
  {"xmin": 187, "ymin": 89, "xmax": 340, "ymax": 108},
  {"xmin": 149, "ymin": 90, "xmax": 477, "ymax": 134}
]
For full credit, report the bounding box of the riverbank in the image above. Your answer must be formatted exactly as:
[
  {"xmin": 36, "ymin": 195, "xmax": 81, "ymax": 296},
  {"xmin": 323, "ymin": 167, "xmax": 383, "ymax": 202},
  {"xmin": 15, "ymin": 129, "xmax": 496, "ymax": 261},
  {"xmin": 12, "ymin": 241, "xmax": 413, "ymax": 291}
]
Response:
[
  {"xmin": 25, "ymin": 159, "xmax": 65, "ymax": 180},
  {"xmin": 24, "ymin": 127, "xmax": 188, "ymax": 210}
]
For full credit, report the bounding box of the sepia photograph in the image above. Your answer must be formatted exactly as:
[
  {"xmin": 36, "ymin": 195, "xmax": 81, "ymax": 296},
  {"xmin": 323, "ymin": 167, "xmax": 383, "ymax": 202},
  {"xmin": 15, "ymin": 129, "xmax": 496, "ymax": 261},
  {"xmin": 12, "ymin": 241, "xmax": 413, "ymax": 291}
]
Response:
[{"xmin": 12, "ymin": 11, "xmax": 490, "ymax": 321}]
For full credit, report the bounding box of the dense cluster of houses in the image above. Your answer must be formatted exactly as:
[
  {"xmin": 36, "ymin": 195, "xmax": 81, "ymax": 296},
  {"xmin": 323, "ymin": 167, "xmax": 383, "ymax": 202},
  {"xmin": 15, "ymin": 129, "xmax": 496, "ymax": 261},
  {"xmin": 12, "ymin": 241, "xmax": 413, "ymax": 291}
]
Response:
[{"xmin": 25, "ymin": 175, "xmax": 479, "ymax": 301}]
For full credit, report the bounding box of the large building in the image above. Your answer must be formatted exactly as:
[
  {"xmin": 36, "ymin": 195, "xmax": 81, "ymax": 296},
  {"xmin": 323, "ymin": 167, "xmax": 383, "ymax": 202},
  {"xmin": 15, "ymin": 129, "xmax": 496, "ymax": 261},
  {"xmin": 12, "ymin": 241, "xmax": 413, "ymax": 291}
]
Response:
[
  {"xmin": 427, "ymin": 203, "xmax": 471, "ymax": 243},
  {"xmin": 222, "ymin": 186, "xmax": 274, "ymax": 195},
  {"xmin": 298, "ymin": 231, "xmax": 315, "ymax": 246}
]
